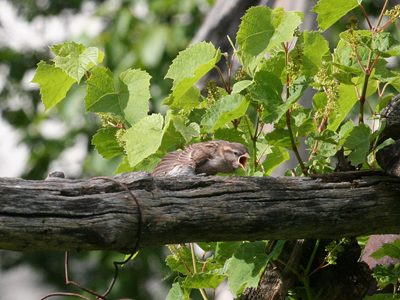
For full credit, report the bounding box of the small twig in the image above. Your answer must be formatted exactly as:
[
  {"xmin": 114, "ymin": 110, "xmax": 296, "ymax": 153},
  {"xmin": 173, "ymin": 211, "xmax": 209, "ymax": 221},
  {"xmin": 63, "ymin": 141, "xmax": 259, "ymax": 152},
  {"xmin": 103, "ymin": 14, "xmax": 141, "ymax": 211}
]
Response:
[{"xmin": 40, "ymin": 292, "xmax": 91, "ymax": 300}]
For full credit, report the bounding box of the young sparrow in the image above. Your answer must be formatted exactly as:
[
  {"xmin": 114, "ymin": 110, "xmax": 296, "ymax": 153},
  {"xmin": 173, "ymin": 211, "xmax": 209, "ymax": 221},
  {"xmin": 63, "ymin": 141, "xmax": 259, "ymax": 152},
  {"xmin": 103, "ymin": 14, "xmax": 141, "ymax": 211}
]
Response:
[{"xmin": 151, "ymin": 140, "xmax": 250, "ymax": 176}]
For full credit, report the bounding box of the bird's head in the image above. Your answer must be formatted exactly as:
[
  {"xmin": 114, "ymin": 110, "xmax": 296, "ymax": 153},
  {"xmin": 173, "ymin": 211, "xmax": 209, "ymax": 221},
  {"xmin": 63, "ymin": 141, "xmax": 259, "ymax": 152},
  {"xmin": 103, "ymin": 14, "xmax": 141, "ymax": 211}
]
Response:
[{"xmin": 223, "ymin": 143, "xmax": 250, "ymax": 172}]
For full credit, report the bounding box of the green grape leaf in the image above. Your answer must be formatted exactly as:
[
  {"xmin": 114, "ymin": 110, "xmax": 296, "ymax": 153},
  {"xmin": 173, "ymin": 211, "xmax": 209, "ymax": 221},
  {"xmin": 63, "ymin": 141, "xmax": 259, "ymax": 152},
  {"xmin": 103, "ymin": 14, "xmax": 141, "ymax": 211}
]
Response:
[
  {"xmin": 236, "ymin": 7, "xmax": 302, "ymax": 74},
  {"xmin": 165, "ymin": 282, "xmax": 188, "ymax": 300},
  {"xmin": 264, "ymin": 76, "xmax": 308, "ymax": 124},
  {"xmin": 249, "ymin": 70, "xmax": 283, "ymax": 105},
  {"xmin": 305, "ymin": 135, "xmax": 338, "ymax": 158},
  {"xmin": 363, "ymin": 294, "xmax": 400, "ymax": 300},
  {"xmin": 224, "ymin": 241, "xmax": 270, "ymax": 296},
  {"xmin": 208, "ymin": 242, "xmax": 244, "ymax": 270},
  {"xmin": 164, "ymin": 42, "xmax": 221, "ymax": 106},
  {"xmin": 310, "ymin": 130, "xmax": 341, "ymax": 145},
  {"xmin": 373, "ymin": 67, "xmax": 400, "ymax": 89},
  {"xmin": 359, "ymin": 31, "xmax": 400, "ymax": 58},
  {"xmin": 266, "ymin": 240, "xmax": 286, "ymax": 260},
  {"xmin": 52, "ymin": 42, "xmax": 104, "ymax": 83},
  {"xmin": 372, "ymin": 264, "xmax": 400, "ymax": 290},
  {"xmin": 333, "ymin": 71, "xmax": 354, "ymax": 85},
  {"xmin": 123, "ymin": 112, "xmax": 170, "ymax": 168},
  {"xmin": 182, "ymin": 273, "xmax": 227, "ymax": 289},
  {"xmin": 343, "ymin": 123, "xmax": 371, "ymax": 166},
  {"xmin": 85, "ymin": 67, "xmax": 151, "ymax": 126},
  {"xmin": 173, "ymin": 115, "xmax": 200, "ymax": 142},
  {"xmin": 166, "ymin": 245, "xmax": 203, "ymax": 276},
  {"xmin": 261, "ymin": 145, "xmax": 290, "ymax": 176},
  {"xmin": 214, "ymin": 127, "xmax": 247, "ymax": 145},
  {"xmin": 312, "ymin": 0, "xmax": 358, "ymax": 32},
  {"xmin": 92, "ymin": 127, "xmax": 124, "ymax": 159},
  {"xmin": 334, "ymin": 36, "xmax": 371, "ymax": 75},
  {"xmin": 201, "ymin": 94, "xmax": 250, "ymax": 132},
  {"xmin": 31, "ymin": 61, "xmax": 75, "ymax": 111},
  {"xmin": 291, "ymin": 107, "xmax": 317, "ymax": 137},
  {"xmin": 301, "ymin": 30, "xmax": 330, "ymax": 77},
  {"xmin": 265, "ymin": 128, "xmax": 293, "ymax": 149},
  {"xmin": 377, "ymin": 94, "xmax": 394, "ymax": 114},
  {"xmin": 327, "ymin": 84, "xmax": 358, "ymax": 131},
  {"xmin": 131, "ymin": 120, "xmax": 182, "ymax": 173},
  {"xmin": 260, "ymin": 48, "xmax": 286, "ymax": 80},
  {"xmin": 312, "ymin": 92, "xmax": 328, "ymax": 112},
  {"xmin": 197, "ymin": 242, "xmax": 218, "ymax": 253},
  {"xmin": 115, "ymin": 156, "xmax": 134, "ymax": 174},
  {"xmin": 338, "ymin": 119, "xmax": 355, "ymax": 139},
  {"xmin": 130, "ymin": 152, "xmax": 164, "ymax": 173},
  {"xmin": 232, "ymin": 80, "xmax": 253, "ymax": 94},
  {"xmin": 370, "ymin": 239, "xmax": 400, "ymax": 260},
  {"xmin": 163, "ymin": 86, "xmax": 201, "ymax": 110}
]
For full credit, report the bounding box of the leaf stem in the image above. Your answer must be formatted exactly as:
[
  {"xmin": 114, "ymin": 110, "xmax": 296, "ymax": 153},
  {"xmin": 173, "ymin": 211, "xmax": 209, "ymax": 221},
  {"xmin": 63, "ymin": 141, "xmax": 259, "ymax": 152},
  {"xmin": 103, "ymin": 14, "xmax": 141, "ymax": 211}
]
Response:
[
  {"xmin": 286, "ymin": 110, "xmax": 308, "ymax": 176},
  {"xmin": 227, "ymin": 52, "xmax": 236, "ymax": 92},
  {"xmin": 190, "ymin": 243, "xmax": 209, "ymax": 300},
  {"xmin": 359, "ymin": 66, "xmax": 371, "ymax": 124},
  {"xmin": 374, "ymin": 0, "xmax": 390, "ymax": 32},
  {"xmin": 305, "ymin": 239, "xmax": 320, "ymax": 275},
  {"xmin": 243, "ymin": 115, "xmax": 255, "ymax": 141},
  {"xmin": 214, "ymin": 66, "xmax": 230, "ymax": 93},
  {"xmin": 358, "ymin": 4, "xmax": 373, "ymax": 30},
  {"xmin": 190, "ymin": 243, "xmax": 198, "ymax": 273}
]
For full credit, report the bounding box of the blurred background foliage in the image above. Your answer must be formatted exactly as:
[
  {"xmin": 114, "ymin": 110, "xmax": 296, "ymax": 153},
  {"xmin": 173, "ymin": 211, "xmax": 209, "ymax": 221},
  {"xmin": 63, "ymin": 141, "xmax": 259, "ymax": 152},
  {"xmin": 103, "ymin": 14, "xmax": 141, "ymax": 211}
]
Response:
[
  {"xmin": 0, "ymin": 0, "xmax": 399, "ymax": 299},
  {"xmin": 1, "ymin": 0, "xmax": 215, "ymax": 180},
  {"xmin": 0, "ymin": 0, "xmax": 214, "ymax": 299}
]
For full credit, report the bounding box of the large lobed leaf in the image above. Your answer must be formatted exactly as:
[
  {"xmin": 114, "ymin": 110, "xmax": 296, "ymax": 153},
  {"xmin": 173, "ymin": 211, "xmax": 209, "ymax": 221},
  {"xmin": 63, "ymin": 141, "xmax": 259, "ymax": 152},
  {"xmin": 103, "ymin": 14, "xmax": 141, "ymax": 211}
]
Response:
[
  {"xmin": 164, "ymin": 42, "xmax": 221, "ymax": 108},
  {"xmin": 312, "ymin": 0, "xmax": 359, "ymax": 32},
  {"xmin": 85, "ymin": 67, "xmax": 151, "ymax": 127},
  {"xmin": 201, "ymin": 93, "xmax": 250, "ymax": 132},
  {"xmin": 236, "ymin": 7, "xmax": 302, "ymax": 74},
  {"xmin": 32, "ymin": 42, "xmax": 104, "ymax": 111},
  {"xmin": 122, "ymin": 111, "xmax": 171, "ymax": 169},
  {"xmin": 52, "ymin": 42, "xmax": 104, "ymax": 83}
]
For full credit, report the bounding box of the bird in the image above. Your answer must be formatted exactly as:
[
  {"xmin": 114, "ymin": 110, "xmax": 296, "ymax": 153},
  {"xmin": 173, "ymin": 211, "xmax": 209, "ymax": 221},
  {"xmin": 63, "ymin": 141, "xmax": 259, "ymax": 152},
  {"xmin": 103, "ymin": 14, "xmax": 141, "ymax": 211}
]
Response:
[{"xmin": 151, "ymin": 140, "xmax": 250, "ymax": 176}]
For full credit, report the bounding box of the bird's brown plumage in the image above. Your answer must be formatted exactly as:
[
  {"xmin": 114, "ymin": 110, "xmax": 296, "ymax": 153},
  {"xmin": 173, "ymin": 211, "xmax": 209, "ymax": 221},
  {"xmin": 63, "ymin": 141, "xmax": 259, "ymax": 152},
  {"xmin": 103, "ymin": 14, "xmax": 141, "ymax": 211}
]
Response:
[{"xmin": 151, "ymin": 140, "xmax": 250, "ymax": 176}]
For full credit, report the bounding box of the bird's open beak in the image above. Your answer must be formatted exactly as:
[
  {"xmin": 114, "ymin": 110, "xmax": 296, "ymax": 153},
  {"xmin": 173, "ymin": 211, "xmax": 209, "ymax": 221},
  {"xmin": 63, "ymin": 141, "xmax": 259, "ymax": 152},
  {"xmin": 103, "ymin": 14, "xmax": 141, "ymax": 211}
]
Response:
[{"xmin": 238, "ymin": 153, "xmax": 251, "ymax": 171}]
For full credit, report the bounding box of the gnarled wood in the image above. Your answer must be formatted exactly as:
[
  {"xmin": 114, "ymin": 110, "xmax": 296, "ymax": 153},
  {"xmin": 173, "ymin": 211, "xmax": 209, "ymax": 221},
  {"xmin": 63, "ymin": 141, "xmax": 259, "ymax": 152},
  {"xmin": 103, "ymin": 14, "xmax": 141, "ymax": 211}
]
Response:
[{"xmin": 0, "ymin": 170, "xmax": 399, "ymax": 254}]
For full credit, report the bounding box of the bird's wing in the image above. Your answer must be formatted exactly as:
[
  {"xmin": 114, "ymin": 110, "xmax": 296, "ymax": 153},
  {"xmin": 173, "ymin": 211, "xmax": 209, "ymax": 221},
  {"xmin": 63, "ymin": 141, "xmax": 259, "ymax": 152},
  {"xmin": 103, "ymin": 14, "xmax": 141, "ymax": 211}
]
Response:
[
  {"xmin": 151, "ymin": 144, "xmax": 213, "ymax": 176},
  {"xmin": 151, "ymin": 151, "xmax": 184, "ymax": 175}
]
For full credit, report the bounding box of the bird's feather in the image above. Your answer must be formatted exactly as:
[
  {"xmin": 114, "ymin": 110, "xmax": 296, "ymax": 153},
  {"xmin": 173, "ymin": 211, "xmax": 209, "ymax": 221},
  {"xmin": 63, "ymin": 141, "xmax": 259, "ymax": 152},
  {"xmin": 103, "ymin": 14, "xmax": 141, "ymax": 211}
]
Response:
[{"xmin": 151, "ymin": 140, "xmax": 249, "ymax": 176}]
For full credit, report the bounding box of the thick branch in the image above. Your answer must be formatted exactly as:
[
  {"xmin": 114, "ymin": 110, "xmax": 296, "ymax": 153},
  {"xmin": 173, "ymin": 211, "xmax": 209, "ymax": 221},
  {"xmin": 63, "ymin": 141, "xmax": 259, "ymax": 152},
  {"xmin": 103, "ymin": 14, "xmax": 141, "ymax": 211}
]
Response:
[{"xmin": 0, "ymin": 170, "xmax": 399, "ymax": 254}]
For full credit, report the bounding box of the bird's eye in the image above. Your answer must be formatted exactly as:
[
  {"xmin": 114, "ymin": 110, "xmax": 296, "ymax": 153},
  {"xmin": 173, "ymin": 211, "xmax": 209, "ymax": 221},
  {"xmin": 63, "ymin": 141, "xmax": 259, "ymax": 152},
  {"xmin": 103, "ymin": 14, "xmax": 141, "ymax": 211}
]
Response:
[{"xmin": 233, "ymin": 151, "xmax": 239, "ymax": 156}]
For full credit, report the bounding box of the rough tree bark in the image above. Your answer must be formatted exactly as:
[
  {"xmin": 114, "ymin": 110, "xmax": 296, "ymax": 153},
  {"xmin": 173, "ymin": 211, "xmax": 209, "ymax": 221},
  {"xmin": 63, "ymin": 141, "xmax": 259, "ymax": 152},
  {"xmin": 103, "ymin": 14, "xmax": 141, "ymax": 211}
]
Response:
[{"xmin": 1, "ymin": 169, "xmax": 399, "ymax": 254}]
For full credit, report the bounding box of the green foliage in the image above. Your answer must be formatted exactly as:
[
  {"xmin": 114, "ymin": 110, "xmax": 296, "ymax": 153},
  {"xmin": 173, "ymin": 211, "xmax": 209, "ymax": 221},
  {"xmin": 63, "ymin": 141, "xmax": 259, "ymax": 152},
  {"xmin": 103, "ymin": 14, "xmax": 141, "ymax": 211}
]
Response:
[
  {"xmin": 32, "ymin": 42, "xmax": 104, "ymax": 111},
  {"xmin": 312, "ymin": 0, "xmax": 359, "ymax": 32},
  {"xmin": 370, "ymin": 239, "xmax": 400, "ymax": 260},
  {"xmin": 32, "ymin": 0, "xmax": 400, "ymax": 298},
  {"xmin": 236, "ymin": 6, "xmax": 303, "ymax": 75},
  {"xmin": 363, "ymin": 295, "xmax": 400, "ymax": 300},
  {"xmin": 165, "ymin": 241, "xmax": 280, "ymax": 299},
  {"xmin": 366, "ymin": 239, "xmax": 400, "ymax": 295}
]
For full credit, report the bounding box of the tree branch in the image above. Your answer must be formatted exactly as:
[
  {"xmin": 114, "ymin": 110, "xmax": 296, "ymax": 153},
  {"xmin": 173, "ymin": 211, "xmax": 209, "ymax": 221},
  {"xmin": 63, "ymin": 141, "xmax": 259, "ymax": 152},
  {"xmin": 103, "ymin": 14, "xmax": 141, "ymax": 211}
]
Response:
[{"xmin": 0, "ymin": 170, "xmax": 399, "ymax": 254}]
